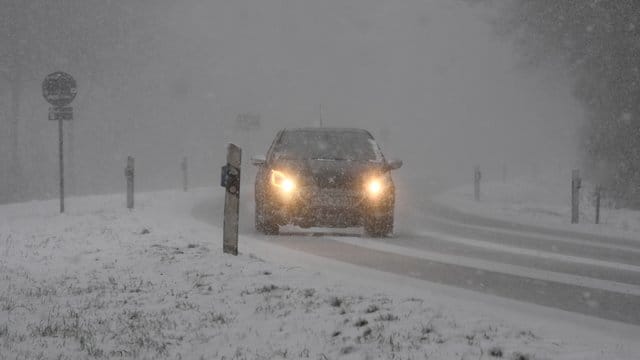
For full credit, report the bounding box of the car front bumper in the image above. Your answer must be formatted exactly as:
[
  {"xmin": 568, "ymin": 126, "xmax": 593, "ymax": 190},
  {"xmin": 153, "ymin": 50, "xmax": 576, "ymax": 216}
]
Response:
[{"xmin": 262, "ymin": 186, "xmax": 394, "ymax": 228}]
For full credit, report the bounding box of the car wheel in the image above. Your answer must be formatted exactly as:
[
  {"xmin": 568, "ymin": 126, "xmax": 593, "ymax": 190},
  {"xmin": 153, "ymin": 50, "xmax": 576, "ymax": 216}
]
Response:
[
  {"xmin": 255, "ymin": 200, "xmax": 279, "ymax": 235},
  {"xmin": 364, "ymin": 212, "xmax": 393, "ymax": 238}
]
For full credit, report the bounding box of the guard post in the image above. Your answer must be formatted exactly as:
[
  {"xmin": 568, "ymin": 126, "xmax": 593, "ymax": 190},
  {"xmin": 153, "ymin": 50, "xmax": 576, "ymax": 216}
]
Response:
[
  {"xmin": 221, "ymin": 144, "xmax": 241, "ymax": 255},
  {"xmin": 595, "ymin": 185, "xmax": 602, "ymax": 225},
  {"xmin": 474, "ymin": 166, "xmax": 481, "ymax": 202},
  {"xmin": 571, "ymin": 169, "xmax": 581, "ymax": 224},
  {"xmin": 181, "ymin": 156, "xmax": 188, "ymax": 192},
  {"xmin": 125, "ymin": 156, "xmax": 135, "ymax": 209}
]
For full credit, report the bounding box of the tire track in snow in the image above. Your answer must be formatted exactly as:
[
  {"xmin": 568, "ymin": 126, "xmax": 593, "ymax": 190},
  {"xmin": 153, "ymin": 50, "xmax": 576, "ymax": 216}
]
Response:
[
  {"xmin": 264, "ymin": 234, "xmax": 640, "ymax": 325},
  {"xmin": 328, "ymin": 235, "xmax": 640, "ymax": 296}
]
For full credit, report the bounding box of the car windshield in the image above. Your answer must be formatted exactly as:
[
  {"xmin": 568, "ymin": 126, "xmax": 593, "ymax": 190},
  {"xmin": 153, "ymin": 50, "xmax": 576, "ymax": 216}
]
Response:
[{"xmin": 272, "ymin": 130, "xmax": 384, "ymax": 161}]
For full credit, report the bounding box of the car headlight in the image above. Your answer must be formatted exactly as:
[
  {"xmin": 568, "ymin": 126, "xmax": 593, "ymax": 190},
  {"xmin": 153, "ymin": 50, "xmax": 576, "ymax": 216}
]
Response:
[
  {"xmin": 271, "ymin": 170, "xmax": 296, "ymax": 193},
  {"xmin": 365, "ymin": 177, "xmax": 386, "ymax": 198}
]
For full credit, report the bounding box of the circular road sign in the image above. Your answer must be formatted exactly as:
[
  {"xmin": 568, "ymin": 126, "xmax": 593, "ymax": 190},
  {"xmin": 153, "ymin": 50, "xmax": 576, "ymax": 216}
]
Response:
[{"xmin": 42, "ymin": 71, "xmax": 77, "ymax": 107}]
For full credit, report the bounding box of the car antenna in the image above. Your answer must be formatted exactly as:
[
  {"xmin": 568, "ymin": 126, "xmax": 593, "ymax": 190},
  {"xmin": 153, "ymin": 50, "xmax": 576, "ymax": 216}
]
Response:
[{"xmin": 319, "ymin": 104, "xmax": 324, "ymax": 127}]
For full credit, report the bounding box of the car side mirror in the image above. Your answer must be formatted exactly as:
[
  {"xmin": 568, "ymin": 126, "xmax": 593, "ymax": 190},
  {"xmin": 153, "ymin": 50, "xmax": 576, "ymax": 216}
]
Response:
[
  {"xmin": 251, "ymin": 155, "xmax": 266, "ymax": 166},
  {"xmin": 386, "ymin": 159, "xmax": 403, "ymax": 171}
]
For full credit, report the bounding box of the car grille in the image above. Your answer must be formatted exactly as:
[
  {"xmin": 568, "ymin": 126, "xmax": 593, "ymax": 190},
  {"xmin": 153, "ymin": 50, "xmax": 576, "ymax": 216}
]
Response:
[
  {"xmin": 311, "ymin": 172, "xmax": 358, "ymax": 188},
  {"xmin": 305, "ymin": 188, "xmax": 361, "ymax": 208}
]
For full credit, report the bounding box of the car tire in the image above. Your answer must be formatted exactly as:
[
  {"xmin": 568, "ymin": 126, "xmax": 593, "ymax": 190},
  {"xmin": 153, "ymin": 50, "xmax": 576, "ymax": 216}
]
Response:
[
  {"xmin": 364, "ymin": 212, "xmax": 393, "ymax": 238},
  {"xmin": 255, "ymin": 201, "xmax": 279, "ymax": 235}
]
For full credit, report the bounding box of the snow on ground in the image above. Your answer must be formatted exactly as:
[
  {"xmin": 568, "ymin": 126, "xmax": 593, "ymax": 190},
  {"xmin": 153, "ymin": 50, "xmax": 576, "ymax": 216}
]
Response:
[
  {"xmin": 0, "ymin": 188, "xmax": 637, "ymax": 359},
  {"xmin": 435, "ymin": 177, "xmax": 640, "ymax": 240}
]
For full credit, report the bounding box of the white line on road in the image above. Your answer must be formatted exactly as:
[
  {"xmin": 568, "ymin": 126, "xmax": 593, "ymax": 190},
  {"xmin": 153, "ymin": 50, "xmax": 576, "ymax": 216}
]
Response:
[
  {"xmin": 423, "ymin": 214, "xmax": 640, "ymax": 255},
  {"xmin": 417, "ymin": 229, "xmax": 640, "ymax": 273},
  {"xmin": 328, "ymin": 236, "xmax": 640, "ymax": 297}
]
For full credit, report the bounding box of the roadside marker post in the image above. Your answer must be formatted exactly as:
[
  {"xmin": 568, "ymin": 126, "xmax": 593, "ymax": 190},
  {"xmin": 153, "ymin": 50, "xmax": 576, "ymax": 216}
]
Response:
[
  {"xmin": 221, "ymin": 144, "xmax": 242, "ymax": 256},
  {"xmin": 474, "ymin": 166, "xmax": 481, "ymax": 202},
  {"xmin": 181, "ymin": 156, "xmax": 188, "ymax": 192},
  {"xmin": 595, "ymin": 185, "xmax": 602, "ymax": 225},
  {"xmin": 571, "ymin": 169, "xmax": 581, "ymax": 224},
  {"xmin": 125, "ymin": 156, "xmax": 135, "ymax": 210}
]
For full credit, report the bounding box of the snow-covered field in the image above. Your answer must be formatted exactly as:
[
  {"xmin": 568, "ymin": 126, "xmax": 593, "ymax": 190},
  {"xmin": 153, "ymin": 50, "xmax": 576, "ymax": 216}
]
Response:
[
  {"xmin": 436, "ymin": 177, "xmax": 640, "ymax": 240},
  {"xmin": 1, "ymin": 188, "xmax": 638, "ymax": 359}
]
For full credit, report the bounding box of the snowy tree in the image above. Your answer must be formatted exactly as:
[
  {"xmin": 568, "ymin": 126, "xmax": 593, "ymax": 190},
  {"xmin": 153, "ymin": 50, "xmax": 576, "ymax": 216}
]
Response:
[{"xmin": 503, "ymin": 0, "xmax": 640, "ymax": 207}]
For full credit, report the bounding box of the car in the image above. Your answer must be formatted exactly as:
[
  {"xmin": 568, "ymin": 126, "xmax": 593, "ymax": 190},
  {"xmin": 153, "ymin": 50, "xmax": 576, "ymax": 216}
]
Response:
[{"xmin": 251, "ymin": 127, "xmax": 402, "ymax": 237}]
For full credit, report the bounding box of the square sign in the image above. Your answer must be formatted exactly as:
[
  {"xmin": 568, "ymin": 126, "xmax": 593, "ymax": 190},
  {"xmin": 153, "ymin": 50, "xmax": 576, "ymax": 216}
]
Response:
[{"xmin": 49, "ymin": 106, "xmax": 73, "ymax": 121}]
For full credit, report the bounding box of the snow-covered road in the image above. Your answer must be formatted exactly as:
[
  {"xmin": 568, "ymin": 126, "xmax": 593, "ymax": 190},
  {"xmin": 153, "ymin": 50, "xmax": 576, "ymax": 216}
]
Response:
[{"xmin": 204, "ymin": 186, "xmax": 640, "ymax": 326}]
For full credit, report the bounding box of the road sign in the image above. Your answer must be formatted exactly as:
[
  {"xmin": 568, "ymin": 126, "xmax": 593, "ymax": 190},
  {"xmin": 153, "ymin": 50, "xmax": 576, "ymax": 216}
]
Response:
[
  {"xmin": 235, "ymin": 113, "xmax": 260, "ymax": 131},
  {"xmin": 48, "ymin": 106, "xmax": 73, "ymax": 121},
  {"xmin": 42, "ymin": 71, "xmax": 77, "ymax": 107},
  {"xmin": 42, "ymin": 71, "xmax": 77, "ymax": 213}
]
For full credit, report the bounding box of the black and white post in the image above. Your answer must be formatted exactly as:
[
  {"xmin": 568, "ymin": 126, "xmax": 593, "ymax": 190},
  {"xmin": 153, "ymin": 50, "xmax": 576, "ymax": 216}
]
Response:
[
  {"xmin": 125, "ymin": 156, "xmax": 135, "ymax": 210},
  {"xmin": 595, "ymin": 185, "xmax": 602, "ymax": 225},
  {"xmin": 571, "ymin": 169, "xmax": 581, "ymax": 224},
  {"xmin": 221, "ymin": 144, "xmax": 242, "ymax": 256},
  {"xmin": 474, "ymin": 166, "xmax": 481, "ymax": 202},
  {"xmin": 181, "ymin": 156, "xmax": 188, "ymax": 192}
]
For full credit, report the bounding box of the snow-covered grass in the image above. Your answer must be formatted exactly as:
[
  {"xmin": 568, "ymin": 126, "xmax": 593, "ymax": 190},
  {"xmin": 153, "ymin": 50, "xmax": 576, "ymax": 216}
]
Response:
[
  {"xmin": 436, "ymin": 177, "xmax": 640, "ymax": 239},
  {"xmin": 0, "ymin": 188, "xmax": 637, "ymax": 359}
]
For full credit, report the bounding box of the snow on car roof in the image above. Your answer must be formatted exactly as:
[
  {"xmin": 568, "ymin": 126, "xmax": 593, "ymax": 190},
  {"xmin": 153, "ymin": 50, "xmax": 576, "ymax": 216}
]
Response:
[{"xmin": 284, "ymin": 127, "xmax": 373, "ymax": 136}]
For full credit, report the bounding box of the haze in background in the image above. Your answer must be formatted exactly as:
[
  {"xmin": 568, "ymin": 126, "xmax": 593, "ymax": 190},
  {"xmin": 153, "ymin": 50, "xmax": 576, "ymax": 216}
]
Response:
[{"xmin": 1, "ymin": 0, "xmax": 584, "ymax": 201}]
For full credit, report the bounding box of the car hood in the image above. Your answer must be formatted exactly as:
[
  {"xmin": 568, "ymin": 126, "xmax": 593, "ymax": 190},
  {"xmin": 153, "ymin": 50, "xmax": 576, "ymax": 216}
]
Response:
[{"xmin": 271, "ymin": 159, "xmax": 386, "ymax": 189}]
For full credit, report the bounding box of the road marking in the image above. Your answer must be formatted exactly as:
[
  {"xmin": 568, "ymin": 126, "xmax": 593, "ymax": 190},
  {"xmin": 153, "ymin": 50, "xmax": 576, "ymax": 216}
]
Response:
[
  {"xmin": 423, "ymin": 214, "xmax": 640, "ymax": 255},
  {"xmin": 328, "ymin": 236, "xmax": 640, "ymax": 297},
  {"xmin": 416, "ymin": 229, "xmax": 640, "ymax": 273}
]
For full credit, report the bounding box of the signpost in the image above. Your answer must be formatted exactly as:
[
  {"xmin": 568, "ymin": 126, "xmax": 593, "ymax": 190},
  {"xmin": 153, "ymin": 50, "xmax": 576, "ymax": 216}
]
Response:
[
  {"xmin": 235, "ymin": 113, "xmax": 260, "ymax": 131},
  {"xmin": 235, "ymin": 113, "xmax": 260, "ymax": 158},
  {"xmin": 42, "ymin": 71, "xmax": 77, "ymax": 213}
]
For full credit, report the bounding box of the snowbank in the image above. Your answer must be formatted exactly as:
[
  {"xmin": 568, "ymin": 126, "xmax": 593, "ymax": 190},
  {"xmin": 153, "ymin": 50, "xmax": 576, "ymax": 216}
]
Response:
[{"xmin": 435, "ymin": 178, "xmax": 640, "ymax": 241}]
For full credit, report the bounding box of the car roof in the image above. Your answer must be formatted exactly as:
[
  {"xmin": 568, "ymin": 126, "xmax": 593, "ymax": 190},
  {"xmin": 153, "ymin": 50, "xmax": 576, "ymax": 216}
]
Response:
[{"xmin": 282, "ymin": 127, "xmax": 373, "ymax": 136}]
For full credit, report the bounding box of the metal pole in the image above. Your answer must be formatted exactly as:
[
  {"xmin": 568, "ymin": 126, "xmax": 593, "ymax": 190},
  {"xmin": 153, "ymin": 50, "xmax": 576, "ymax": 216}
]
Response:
[{"xmin": 59, "ymin": 116, "xmax": 64, "ymax": 213}]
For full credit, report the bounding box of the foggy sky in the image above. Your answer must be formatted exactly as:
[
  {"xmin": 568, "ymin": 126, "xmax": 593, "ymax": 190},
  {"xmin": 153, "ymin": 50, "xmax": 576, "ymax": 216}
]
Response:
[{"xmin": 4, "ymin": 0, "xmax": 585, "ymax": 199}]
